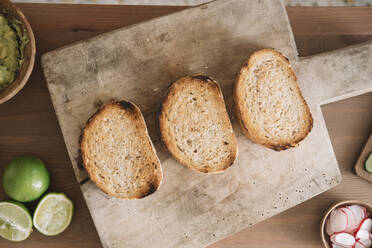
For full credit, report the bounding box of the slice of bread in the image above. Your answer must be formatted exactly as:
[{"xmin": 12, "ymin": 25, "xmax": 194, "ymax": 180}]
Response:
[
  {"xmin": 80, "ymin": 101, "xmax": 162, "ymax": 199},
  {"xmin": 234, "ymin": 49, "xmax": 313, "ymax": 151},
  {"xmin": 158, "ymin": 75, "xmax": 238, "ymax": 174}
]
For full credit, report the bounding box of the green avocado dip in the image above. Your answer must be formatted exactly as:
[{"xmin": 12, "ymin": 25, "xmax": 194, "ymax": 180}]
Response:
[{"xmin": 0, "ymin": 14, "xmax": 28, "ymax": 91}]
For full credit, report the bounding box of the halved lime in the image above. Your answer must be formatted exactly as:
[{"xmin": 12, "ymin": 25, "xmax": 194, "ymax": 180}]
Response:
[
  {"xmin": 0, "ymin": 201, "xmax": 33, "ymax": 241},
  {"xmin": 33, "ymin": 193, "xmax": 73, "ymax": 236}
]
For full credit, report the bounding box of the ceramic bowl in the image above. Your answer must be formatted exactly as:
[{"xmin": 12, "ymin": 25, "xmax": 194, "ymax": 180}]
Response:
[
  {"xmin": 320, "ymin": 200, "xmax": 372, "ymax": 248},
  {"xmin": 0, "ymin": 0, "xmax": 35, "ymax": 104}
]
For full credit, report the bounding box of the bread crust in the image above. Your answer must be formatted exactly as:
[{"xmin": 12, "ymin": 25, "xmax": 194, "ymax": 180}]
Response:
[
  {"xmin": 80, "ymin": 101, "xmax": 162, "ymax": 199},
  {"xmin": 158, "ymin": 75, "xmax": 238, "ymax": 173},
  {"xmin": 234, "ymin": 49, "xmax": 313, "ymax": 151}
]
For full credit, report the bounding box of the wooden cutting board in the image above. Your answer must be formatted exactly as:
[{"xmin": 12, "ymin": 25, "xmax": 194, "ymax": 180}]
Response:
[{"xmin": 41, "ymin": 0, "xmax": 372, "ymax": 247}]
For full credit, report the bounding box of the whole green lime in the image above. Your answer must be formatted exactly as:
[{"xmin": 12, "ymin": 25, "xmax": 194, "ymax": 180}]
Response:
[{"xmin": 2, "ymin": 156, "xmax": 50, "ymax": 202}]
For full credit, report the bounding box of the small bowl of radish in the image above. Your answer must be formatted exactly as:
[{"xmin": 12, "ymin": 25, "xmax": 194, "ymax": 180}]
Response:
[{"xmin": 321, "ymin": 200, "xmax": 372, "ymax": 248}]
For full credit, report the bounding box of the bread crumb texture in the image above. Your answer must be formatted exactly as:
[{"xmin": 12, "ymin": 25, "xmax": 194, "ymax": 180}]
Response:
[
  {"xmin": 159, "ymin": 75, "xmax": 238, "ymax": 173},
  {"xmin": 235, "ymin": 49, "xmax": 313, "ymax": 150},
  {"xmin": 81, "ymin": 102, "xmax": 162, "ymax": 199}
]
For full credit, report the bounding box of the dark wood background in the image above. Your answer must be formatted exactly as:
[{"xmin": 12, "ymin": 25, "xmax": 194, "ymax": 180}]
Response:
[{"xmin": 0, "ymin": 4, "xmax": 371, "ymax": 248}]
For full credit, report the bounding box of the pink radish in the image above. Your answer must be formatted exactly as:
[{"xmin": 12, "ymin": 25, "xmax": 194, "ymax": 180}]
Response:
[
  {"xmin": 359, "ymin": 218, "xmax": 372, "ymax": 233},
  {"xmin": 349, "ymin": 205, "xmax": 366, "ymax": 218},
  {"xmin": 359, "ymin": 238, "xmax": 372, "ymax": 248},
  {"xmin": 330, "ymin": 233, "xmax": 355, "ymax": 247},
  {"xmin": 355, "ymin": 242, "xmax": 365, "ymax": 248},
  {"xmin": 356, "ymin": 230, "xmax": 370, "ymax": 240},
  {"xmin": 326, "ymin": 219, "xmax": 334, "ymax": 236},
  {"xmin": 327, "ymin": 209, "xmax": 348, "ymax": 235},
  {"xmin": 340, "ymin": 207, "xmax": 358, "ymax": 232},
  {"xmin": 348, "ymin": 205, "xmax": 366, "ymax": 227}
]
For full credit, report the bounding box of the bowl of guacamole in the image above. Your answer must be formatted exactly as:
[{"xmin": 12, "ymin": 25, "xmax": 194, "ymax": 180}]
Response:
[{"xmin": 0, "ymin": 0, "xmax": 35, "ymax": 104}]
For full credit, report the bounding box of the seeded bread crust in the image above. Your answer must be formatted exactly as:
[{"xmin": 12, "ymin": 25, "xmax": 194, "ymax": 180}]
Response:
[
  {"xmin": 80, "ymin": 101, "xmax": 162, "ymax": 199},
  {"xmin": 234, "ymin": 49, "xmax": 313, "ymax": 151},
  {"xmin": 158, "ymin": 75, "xmax": 238, "ymax": 173}
]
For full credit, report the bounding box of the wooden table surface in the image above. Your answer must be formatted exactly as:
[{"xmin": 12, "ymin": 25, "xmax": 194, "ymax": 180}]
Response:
[{"xmin": 0, "ymin": 4, "xmax": 371, "ymax": 248}]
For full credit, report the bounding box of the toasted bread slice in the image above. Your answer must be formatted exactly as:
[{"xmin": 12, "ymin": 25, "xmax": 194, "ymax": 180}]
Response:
[
  {"xmin": 158, "ymin": 75, "xmax": 238, "ymax": 173},
  {"xmin": 234, "ymin": 49, "xmax": 313, "ymax": 151},
  {"xmin": 80, "ymin": 101, "xmax": 162, "ymax": 199}
]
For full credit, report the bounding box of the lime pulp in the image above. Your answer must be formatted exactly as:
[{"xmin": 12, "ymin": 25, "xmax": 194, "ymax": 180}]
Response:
[
  {"xmin": 0, "ymin": 201, "xmax": 33, "ymax": 241},
  {"xmin": 33, "ymin": 193, "xmax": 73, "ymax": 236}
]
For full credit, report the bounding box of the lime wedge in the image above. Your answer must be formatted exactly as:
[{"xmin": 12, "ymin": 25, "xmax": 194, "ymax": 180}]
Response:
[
  {"xmin": 0, "ymin": 201, "xmax": 32, "ymax": 241},
  {"xmin": 33, "ymin": 193, "xmax": 73, "ymax": 236}
]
